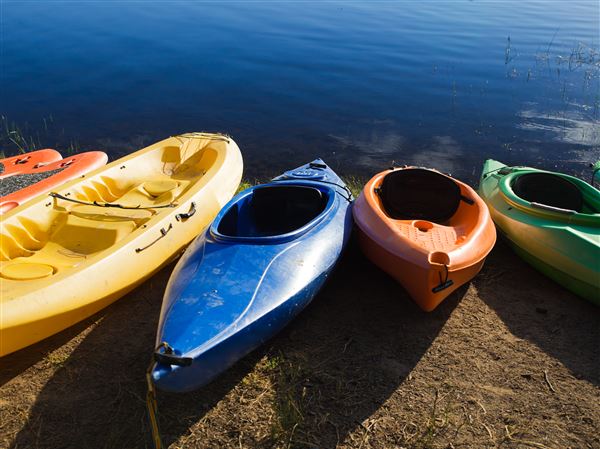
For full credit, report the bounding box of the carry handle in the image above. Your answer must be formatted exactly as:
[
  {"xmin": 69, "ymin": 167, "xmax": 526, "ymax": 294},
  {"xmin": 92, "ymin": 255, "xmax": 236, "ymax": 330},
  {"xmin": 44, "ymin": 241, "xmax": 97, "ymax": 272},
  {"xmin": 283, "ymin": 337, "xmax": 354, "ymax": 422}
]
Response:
[
  {"xmin": 176, "ymin": 202, "xmax": 196, "ymax": 221},
  {"xmin": 154, "ymin": 351, "xmax": 192, "ymax": 367},
  {"xmin": 135, "ymin": 224, "xmax": 173, "ymax": 252}
]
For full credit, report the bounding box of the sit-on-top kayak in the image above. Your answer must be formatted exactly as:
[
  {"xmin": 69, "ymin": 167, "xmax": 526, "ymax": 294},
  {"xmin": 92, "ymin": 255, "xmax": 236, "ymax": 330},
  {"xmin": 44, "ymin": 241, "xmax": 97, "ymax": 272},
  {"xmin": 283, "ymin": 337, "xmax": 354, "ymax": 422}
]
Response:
[
  {"xmin": 1, "ymin": 149, "xmax": 108, "ymax": 213},
  {"xmin": 0, "ymin": 149, "xmax": 63, "ymax": 179},
  {"xmin": 151, "ymin": 159, "xmax": 353, "ymax": 392},
  {"xmin": 0, "ymin": 133, "xmax": 243, "ymax": 356},
  {"xmin": 353, "ymin": 166, "xmax": 496, "ymax": 311},
  {"xmin": 479, "ymin": 159, "xmax": 600, "ymax": 304}
]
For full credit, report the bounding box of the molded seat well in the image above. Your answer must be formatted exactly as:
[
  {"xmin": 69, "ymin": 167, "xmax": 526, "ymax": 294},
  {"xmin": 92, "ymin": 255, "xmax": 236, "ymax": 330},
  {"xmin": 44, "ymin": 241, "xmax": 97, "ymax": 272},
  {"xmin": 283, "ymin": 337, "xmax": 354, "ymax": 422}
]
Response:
[
  {"xmin": 218, "ymin": 186, "xmax": 328, "ymax": 238},
  {"xmin": 379, "ymin": 168, "xmax": 461, "ymax": 223},
  {"xmin": 512, "ymin": 173, "xmax": 583, "ymax": 212}
]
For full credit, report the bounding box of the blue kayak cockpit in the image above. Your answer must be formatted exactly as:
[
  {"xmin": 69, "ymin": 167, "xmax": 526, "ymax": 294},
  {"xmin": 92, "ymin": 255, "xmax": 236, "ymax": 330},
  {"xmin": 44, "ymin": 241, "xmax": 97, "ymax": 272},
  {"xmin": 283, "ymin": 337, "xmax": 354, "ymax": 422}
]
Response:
[{"xmin": 211, "ymin": 183, "xmax": 336, "ymax": 243}]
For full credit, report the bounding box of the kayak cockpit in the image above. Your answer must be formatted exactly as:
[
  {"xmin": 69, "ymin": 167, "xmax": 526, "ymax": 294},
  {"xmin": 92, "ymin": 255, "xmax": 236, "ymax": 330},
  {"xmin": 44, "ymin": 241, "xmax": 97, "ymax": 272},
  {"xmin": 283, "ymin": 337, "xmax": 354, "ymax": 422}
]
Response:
[
  {"xmin": 497, "ymin": 170, "xmax": 600, "ymax": 222},
  {"xmin": 374, "ymin": 168, "xmax": 482, "ymax": 252},
  {"xmin": 213, "ymin": 184, "xmax": 332, "ymax": 241},
  {"xmin": 378, "ymin": 168, "xmax": 466, "ymax": 223},
  {"xmin": 511, "ymin": 172, "xmax": 599, "ymax": 214}
]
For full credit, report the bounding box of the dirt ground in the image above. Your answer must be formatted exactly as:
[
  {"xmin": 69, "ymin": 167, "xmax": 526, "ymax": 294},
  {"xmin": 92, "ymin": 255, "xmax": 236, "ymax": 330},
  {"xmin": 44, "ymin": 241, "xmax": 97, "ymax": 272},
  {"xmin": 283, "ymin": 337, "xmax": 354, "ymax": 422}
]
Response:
[{"xmin": 1, "ymin": 238, "xmax": 598, "ymax": 449}]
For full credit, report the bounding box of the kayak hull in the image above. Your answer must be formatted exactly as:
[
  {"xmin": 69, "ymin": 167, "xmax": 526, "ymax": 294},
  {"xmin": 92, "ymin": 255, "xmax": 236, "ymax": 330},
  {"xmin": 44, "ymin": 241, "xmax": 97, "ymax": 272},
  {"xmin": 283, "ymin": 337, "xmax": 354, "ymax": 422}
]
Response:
[
  {"xmin": 151, "ymin": 159, "xmax": 353, "ymax": 392},
  {"xmin": 478, "ymin": 159, "xmax": 600, "ymax": 304},
  {"xmin": 0, "ymin": 133, "xmax": 243, "ymax": 356},
  {"xmin": 356, "ymin": 226, "xmax": 487, "ymax": 311},
  {"xmin": 153, "ymin": 270, "xmax": 329, "ymax": 391}
]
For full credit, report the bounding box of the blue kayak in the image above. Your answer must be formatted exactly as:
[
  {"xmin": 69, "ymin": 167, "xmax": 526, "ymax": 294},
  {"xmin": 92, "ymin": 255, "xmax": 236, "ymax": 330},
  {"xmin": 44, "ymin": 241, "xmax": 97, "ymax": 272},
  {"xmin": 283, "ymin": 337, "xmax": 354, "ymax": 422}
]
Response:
[{"xmin": 151, "ymin": 159, "xmax": 353, "ymax": 392}]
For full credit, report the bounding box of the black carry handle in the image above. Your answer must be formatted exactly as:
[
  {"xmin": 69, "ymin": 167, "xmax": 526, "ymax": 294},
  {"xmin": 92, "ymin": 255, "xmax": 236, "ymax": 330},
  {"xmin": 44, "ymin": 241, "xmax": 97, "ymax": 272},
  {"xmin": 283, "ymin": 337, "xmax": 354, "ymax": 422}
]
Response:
[
  {"xmin": 432, "ymin": 265, "xmax": 454, "ymax": 293},
  {"xmin": 154, "ymin": 351, "xmax": 193, "ymax": 367},
  {"xmin": 176, "ymin": 202, "xmax": 196, "ymax": 221},
  {"xmin": 135, "ymin": 224, "xmax": 173, "ymax": 253},
  {"xmin": 432, "ymin": 279, "xmax": 454, "ymax": 293}
]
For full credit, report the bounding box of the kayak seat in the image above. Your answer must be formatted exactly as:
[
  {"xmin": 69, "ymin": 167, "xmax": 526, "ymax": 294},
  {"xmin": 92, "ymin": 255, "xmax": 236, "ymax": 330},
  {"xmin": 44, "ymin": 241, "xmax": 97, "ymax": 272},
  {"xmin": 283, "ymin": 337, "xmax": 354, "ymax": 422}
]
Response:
[
  {"xmin": 51, "ymin": 213, "xmax": 137, "ymax": 256},
  {"xmin": 0, "ymin": 212, "xmax": 137, "ymax": 279},
  {"xmin": 512, "ymin": 173, "xmax": 583, "ymax": 212},
  {"xmin": 251, "ymin": 186, "xmax": 326, "ymax": 236},
  {"xmin": 379, "ymin": 169, "xmax": 461, "ymax": 223},
  {"xmin": 217, "ymin": 185, "xmax": 327, "ymax": 238}
]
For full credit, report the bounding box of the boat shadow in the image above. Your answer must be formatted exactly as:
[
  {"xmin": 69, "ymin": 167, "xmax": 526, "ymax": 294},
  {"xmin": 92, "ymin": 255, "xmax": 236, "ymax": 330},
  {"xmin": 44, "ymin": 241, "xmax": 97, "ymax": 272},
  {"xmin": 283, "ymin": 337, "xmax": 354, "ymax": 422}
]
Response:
[
  {"xmin": 0, "ymin": 315, "xmax": 101, "ymax": 388},
  {"xmin": 264, "ymin": 238, "xmax": 464, "ymax": 448},
  {"xmin": 472, "ymin": 239, "xmax": 600, "ymax": 387},
  {"xmin": 7, "ymin": 261, "xmax": 255, "ymax": 448},
  {"xmin": 8, "ymin": 239, "xmax": 463, "ymax": 448}
]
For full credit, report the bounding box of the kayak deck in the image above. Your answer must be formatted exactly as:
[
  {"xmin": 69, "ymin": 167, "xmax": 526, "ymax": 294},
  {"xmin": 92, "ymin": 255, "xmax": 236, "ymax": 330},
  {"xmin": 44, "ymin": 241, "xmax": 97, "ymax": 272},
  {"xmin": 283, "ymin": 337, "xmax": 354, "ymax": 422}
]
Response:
[{"xmin": 1, "ymin": 180, "xmax": 186, "ymax": 277}]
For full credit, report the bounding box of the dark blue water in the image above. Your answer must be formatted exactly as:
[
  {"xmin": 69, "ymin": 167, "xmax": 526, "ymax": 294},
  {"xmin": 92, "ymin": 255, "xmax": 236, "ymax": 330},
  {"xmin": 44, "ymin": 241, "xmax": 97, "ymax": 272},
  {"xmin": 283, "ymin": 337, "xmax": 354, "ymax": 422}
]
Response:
[{"xmin": 2, "ymin": 0, "xmax": 599, "ymax": 182}]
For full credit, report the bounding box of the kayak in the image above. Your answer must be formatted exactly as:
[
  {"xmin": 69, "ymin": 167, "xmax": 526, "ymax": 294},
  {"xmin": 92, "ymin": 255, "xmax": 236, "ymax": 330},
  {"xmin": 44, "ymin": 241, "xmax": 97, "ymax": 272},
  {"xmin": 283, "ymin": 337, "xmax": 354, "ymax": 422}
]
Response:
[
  {"xmin": 151, "ymin": 159, "xmax": 353, "ymax": 392},
  {"xmin": 1, "ymin": 150, "xmax": 108, "ymax": 213},
  {"xmin": 0, "ymin": 149, "xmax": 62, "ymax": 179},
  {"xmin": 0, "ymin": 133, "xmax": 243, "ymax": 356},
  {"xmin": 353, "ymin": 166, "xmax": 496, "ymax": 311},
  {"xmin": 478, "ymin": 159, "xmax": 600, "ymax": 304}
]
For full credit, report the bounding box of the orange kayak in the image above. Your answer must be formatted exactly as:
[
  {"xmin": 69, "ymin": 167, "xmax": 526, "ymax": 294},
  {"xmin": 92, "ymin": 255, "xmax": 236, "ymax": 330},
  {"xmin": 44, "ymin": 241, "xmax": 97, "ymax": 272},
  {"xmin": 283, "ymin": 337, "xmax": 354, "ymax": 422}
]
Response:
[
  {"xmin": 0, "ymin": 150, "xmax": 108, "ymax": 213},
  {"xmin": 0, "ymin": 149, "xmax": 63, "ymax": 179},
  {"xmin": 353, "ymin": 167, "xmax": 496, "ymax": 311}
]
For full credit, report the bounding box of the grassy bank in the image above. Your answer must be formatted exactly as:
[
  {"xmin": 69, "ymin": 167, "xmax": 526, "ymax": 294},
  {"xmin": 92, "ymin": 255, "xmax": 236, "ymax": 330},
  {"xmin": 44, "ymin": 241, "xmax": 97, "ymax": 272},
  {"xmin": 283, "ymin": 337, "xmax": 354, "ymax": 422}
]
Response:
[{"xmin": 237, "ymin": 176, "xmax": 366, "ymax": 198}]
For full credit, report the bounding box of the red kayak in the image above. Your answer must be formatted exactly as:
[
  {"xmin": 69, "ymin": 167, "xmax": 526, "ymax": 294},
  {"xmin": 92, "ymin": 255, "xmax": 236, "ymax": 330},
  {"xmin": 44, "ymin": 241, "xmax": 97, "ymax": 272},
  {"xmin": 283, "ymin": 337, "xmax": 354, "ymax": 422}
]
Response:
[
  {"xmin": 0, "ymin": 149, "xmax": 63, "ymax": 179},
  {"xmin": 0, "ymin": 150, "xmax": 108, "ymax": 213}
]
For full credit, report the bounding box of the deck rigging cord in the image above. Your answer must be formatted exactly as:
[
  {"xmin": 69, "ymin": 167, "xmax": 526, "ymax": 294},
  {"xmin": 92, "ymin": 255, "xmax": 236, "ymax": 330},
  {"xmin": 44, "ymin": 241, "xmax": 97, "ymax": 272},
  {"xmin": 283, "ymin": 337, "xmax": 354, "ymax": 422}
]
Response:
[
  {"xmin": 49, "ymin": 191, "xmax": 177, "ymax": 209},
  {"xmin": 272, "ymin": 178, "xmax": 353, "ymax": 202}
]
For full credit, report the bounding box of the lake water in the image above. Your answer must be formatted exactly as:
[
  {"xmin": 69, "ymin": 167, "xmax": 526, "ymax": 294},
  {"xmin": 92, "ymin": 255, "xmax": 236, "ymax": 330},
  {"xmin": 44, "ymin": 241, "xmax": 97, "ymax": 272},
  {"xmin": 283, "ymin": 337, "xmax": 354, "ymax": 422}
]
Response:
[{"xmin": 2, "ymin": 0, "xmax": 599, "ymax": 182}]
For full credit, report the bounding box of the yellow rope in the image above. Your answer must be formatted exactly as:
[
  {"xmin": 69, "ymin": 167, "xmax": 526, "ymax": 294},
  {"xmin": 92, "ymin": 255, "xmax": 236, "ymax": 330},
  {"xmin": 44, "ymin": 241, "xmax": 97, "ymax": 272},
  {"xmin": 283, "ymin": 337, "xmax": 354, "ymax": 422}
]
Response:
[
  {"xmin": 175, "ymin": 132, "xmax": 230, "ymax": 142},
  {"xmin": 146, "ymin": 345, "xmax": 166, "ymax": 449}
]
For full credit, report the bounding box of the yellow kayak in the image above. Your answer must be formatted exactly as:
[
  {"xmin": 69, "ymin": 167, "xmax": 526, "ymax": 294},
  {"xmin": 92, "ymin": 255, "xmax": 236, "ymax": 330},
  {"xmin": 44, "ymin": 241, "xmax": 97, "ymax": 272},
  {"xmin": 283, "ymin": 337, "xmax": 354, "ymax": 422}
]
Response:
[{"xmin": 0, "ymin": 133, "xmax": 243, "ymax": 356}]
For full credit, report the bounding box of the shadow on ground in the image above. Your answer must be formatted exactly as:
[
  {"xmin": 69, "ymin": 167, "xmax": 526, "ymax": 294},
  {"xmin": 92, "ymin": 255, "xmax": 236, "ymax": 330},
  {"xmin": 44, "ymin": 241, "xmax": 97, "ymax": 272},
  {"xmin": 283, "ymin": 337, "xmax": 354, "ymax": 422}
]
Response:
[
  {"xmin": 263, "ymin": 239, "xmax": 464, "ymax": 448},
  {"xmin": 0, "ymin": 315, "xmax": 100, "ymax": 388},
  {"xmin": 10, "ymin": 238, "xmax": 462, "ymax": 448},
  {"xmin": 473, "ymin": 239, "xmax": 600, "ymax": 387},
  {"xmin": 8, "ymin": 262, "xmax": 180, "ymax": 448}
]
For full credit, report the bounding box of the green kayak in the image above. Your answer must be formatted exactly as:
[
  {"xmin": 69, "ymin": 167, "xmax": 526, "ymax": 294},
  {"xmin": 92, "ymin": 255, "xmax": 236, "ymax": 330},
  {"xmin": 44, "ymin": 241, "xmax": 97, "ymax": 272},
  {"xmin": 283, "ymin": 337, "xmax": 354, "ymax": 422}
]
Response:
[{"xmin": 478, "ymin": 159, "xmax": 600, "ymax": 305}]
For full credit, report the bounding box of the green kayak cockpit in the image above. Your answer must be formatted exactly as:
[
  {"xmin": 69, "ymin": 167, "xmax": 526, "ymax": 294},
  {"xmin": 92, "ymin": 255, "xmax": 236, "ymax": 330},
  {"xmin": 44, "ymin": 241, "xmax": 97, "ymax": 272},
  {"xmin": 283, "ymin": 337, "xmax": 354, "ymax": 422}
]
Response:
[
  {"xmin": 499, "ymin": 170, "xmax": 600, "ymax": 224},
  {"xmin": 512, "ymin": 172, "xmax": 595, "ymax": 214}
]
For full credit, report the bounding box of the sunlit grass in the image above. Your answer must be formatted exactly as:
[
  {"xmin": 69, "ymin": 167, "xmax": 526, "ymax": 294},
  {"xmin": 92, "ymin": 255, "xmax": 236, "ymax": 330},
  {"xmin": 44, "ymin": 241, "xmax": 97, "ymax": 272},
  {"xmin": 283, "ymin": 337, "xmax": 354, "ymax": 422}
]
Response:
[
  {"xmin": 236, "ymin": 175, "xmax": 365, "ymax": 199},
  {"xmin": 0, "ymin": 115, "xmax": 80, "ymax": 157}
]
